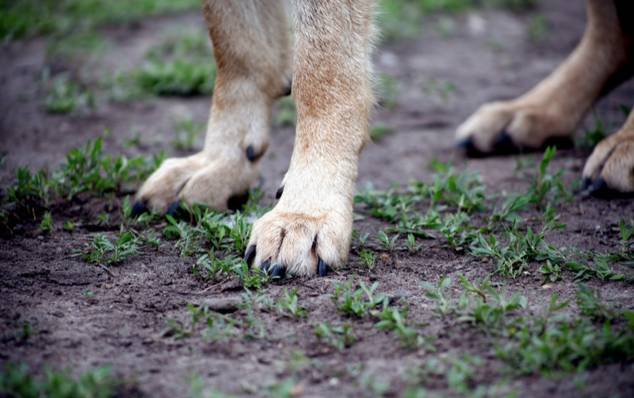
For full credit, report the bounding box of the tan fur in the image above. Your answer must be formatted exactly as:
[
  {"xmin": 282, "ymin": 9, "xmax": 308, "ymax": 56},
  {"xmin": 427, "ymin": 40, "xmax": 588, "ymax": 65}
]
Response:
[
  {"xmin": 136, "ymin": 0, "xmax": 633, "ymax": 276},
  {"xmin": 583, "ymin": 110, "xmax": 634, "ymax": 192},
  {"xmin": 457, "ymin": 0, "xmax": 632, "ymax": 151},
  {"xmin": 249, "ymin": 0, "xmax": 376, "ymax": 275},
  {"xmin": 136, "ymin": 0, "xmax": 290, "ymax": 212}
]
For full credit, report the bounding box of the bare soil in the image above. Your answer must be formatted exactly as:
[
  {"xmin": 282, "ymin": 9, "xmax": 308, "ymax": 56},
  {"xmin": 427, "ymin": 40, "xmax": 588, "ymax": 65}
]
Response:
[{"xmin": 1, "ymin": 1, "xmax": 634, "ymax": 397}]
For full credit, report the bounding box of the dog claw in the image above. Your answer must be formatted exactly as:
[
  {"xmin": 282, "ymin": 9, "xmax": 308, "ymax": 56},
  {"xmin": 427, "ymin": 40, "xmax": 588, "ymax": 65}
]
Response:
[
  {"xmin": 244, "ymin": 245, "xmax": 256, "ymax": 267},
  {"xmin": 317, "ymin": 258, "xmax": 330, "ymax": 277},
  {"xmin": 275, "ymin": 186, "xmax": 284, "ymax": 200},
  {"xmin": 227, "ymin": 191, "xmax": 250, "ymax": 211},
  {"xmin": 131, "ymin": 201, "xmax": 148, "ymax": 217},
  {"xmin": 166, "ymin": 201, "xmax": 181, "ymax": 216},
  {"xmin": 269, "ymin": 263, "xmax": 286, "ymax": 279},
  {"xmin": 260, "ymin": 260, "xmax": 271, "ymax": 273},
  {"xmin": 491, "ymin": 131, "xmax": 519, "ymax": 155}
]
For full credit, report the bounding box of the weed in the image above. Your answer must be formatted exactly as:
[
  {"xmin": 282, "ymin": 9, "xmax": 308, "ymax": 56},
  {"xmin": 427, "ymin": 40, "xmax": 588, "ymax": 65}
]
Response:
[
  {"xmin": 377, "ymin": 230, "xmax": 398, "ymax": 251},
  {"xmin": 526, "ymin": 146, "xmax": 570, "ymax": 208},
  {"xmin": 136, "ymin": 60, "xmax": 215, "ymax": 96},
  {"xmin": 446, "ymin": 355, "xmax": 482, "ymax": 394},
  {"xmin": 63, "ymin": 220, "xmax": 77, "ymax": 232},
  {"xmin": 315, "ymin": 322, "xmax": 357, "ymax": 351},
  {"xmin": 83, "ymin": 230, "xmax": 140, "ymax": 265},
  {"xmin": 538, "ymin": 260, "xmax": 562, "ymax": 283},
  {"xmin": 497, "ymin": 314, "xmax": 634, "ymax": 375},
  {"xmin": 457, "ymin": 276, "xmax": 527, "ymax": 332},
  {"xmin": 564, "ymin": 255, "xmax": 625, "ymax": 283},
  {"xmin": 375, "ymin": 305, "xmax": 424, "ymax": 348},
  {"xmin": 134, "ymin": 32, "xmax": 216, "ymax": 97},
  {"xmin": 0, "ymin": 363, "xmax": 118, "ymax": 398},
  {"xmin": 44, "ymin": 73, "xmax": 95, "ymax": 114},
  {"xmin": 276, "ymin": 289, "xmax": 308, "ymax": 319},
  {"xmin": 575, "ymin": 285, "xmax": 616, "ymax": 322},
  {"xmin": 1, "ymin": 0, "xmax": 201, "ymax": 41},
  {"xmin": 359, "ymin": 249, "xmax": 377, "ymax": 269},
  {"xmin": 332, "ymin": 281, "xmax": 388, "ymax": 318},
  {"xmin": 421, "ymin": 276, "xmax": 453, "ymax": 316},
  {"xmin": 39, "ymin": 211, "xmax": 53, "ymax": 234},
  {"xmin": 470, "ymin": 209, "xmax": 566, "ymax": 278}
]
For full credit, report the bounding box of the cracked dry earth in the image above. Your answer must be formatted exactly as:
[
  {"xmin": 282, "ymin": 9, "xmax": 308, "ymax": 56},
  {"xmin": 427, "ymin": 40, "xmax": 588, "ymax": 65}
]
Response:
[{"xmin": 1, "ymin": 1, "xmax": 634, "ymax": 397}]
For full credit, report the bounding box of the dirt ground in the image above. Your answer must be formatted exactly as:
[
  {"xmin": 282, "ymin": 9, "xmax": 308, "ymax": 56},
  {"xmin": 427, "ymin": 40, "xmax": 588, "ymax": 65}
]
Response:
[{"xmin": 1, "ymin": 1, "xmax": 634, "ymax": 397}]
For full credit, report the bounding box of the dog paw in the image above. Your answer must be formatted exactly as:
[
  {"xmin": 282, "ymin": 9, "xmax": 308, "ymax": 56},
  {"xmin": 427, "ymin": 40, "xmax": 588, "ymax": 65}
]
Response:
[
  {"xmin": 455, "ymin": 102, "xmax": 574, "ymax": 157},
  {"xmin": 582, "ymin": 130, "xmax": 634, "ymax": 197},
  {"xmin": 244, "ymin": 189, "xmax": 352, "ymax": 277},
  {"xmin": 135, "ymin": 150, "xmax": 258, "ymax": 213}
]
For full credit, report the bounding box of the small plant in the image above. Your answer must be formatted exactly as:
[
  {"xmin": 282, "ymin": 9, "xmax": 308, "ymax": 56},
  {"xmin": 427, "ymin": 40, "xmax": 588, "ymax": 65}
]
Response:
[
  {"xmin": 44, "ymin": 73, "xmax": 94, "ymax": 114},
  {"xmin": 63, "ymin": 220, "xmax": 76, "ymax": 231},
  {"xmin": 134, "ymin": 32, "xmax": 216, "ymax": 97},
  {"xmin": 332, "ymin": 281, "xmax": 388, "ymax": 318},
  {"xmin": 406, "ymin": 233, "xmax": 418, "ymax": 252},
  {"xmin": 276, "ymin": 289, "xmax": 307, "ymax": 319},
  {"xmin": 421, "ymin": 276, "xmax": 453, "ymax": 316},
  {"xmin": 538, "ymin": 260, "xmax": 561, "ymax": 283},
  {"xmin": 377, "ymin": 230, "xmax": 398, "ymax": 251},
  {"xmin": 315, "ymin": 322, "xmax": 357, "ymax": 351},
  {"xmin": 526, "ymin": 147, "xmax": 570, "ymax": 208},
  {"xmin": 359, "ymin": 249, "xmax": 377, "ymax": 269},
  {"xmin": 446, "ymin": 355, "xmax": 482, "ymax": 394},
  {"xmin": 0, "ymin": 363, "xmax": 118, "ymax": 398},
  {"xmin": 39, "ymin": 211, "xmax": 53, "ymax": 233},
  {"xmin": 83, "ymin": 231, "xmax": 140, "ymax": 266},
  {"xmin": 375, "ymin": 305, "xmax": 424, "ymax": 348}
]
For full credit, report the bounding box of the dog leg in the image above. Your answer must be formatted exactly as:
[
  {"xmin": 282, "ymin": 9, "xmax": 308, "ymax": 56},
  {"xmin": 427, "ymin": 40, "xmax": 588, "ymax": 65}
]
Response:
[
  {"xmin": 136, "ymin": 1, "xmax": 290, "ymax": 212},
  {"xmin": 245, "ymin": 0, "xmax": 375, "ymax": 277},
  {"xmin": 456, "ymin": 0, "xmax": 633, "ymax": 155}
]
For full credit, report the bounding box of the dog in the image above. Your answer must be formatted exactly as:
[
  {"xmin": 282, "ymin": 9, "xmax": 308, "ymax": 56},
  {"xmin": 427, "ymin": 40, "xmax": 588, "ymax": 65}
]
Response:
[{"xmin": 135, "ymin": 0, "xmax": 633, "ymax": 277}]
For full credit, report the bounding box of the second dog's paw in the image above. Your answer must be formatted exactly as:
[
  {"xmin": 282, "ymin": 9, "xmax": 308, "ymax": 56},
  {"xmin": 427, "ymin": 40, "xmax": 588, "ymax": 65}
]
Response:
[
  {"xmin": 456, "ymin": 102, "xmax": 574, "ymax": 157},
  {"xmin": 582, "ymin": 131, "xmax": 634, "ymax": 197},
  {"xmin": 245, "ymin": 200, "xmax": 352, "ymax": 277},
  {"xmin": 135, "ymin": 152, "xmax": 257, "ymax": 213}
]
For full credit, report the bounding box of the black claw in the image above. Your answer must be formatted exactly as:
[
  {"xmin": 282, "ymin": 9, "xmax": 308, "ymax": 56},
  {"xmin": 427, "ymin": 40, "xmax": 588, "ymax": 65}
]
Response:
[
  {"xmin": 246, "ymin": 145, "xmax": 257, "ymax": 162},
  {"xmin": 282, "ymin": 81, "xmax": 292, "ymax": 97},
  {"xmin": 227, "ymin": 191, "xmax": 250, "ymax": 211},
  {"xmin": 246, "ymin": 145, "xmax": 264, "ymax": 163},
  {"xmin": 244, "ymin": 245, "xmax": 256, "ymax": 267},
  {"xmin": 585, "ymin": 177, "xmax": 613, "ymax": 198},
  {"xmin": 131, "ymin": 201, "xmax": 148, "ymax": 217},
  {"xmin": 260, "ymin": 260, "xmax": 271, "ymax": 273},
  {"xmin": 317, "ymin": 258, "xmax": 330, "ymax": 277},
  {"xmin": 275, "ymin": 186, "xmax": 284, "ymax": 200},
  {"xmin": 269, "ymin": 263, "xmax": 286, "ymax": 279},
  {"xmin": 579, "ymin": 177, "xmax": 632, "ymax": 199},
  {"xmin": 491, "ymin": 131, "xmax": 519, "ymax": 155},
  {"xmin": 166, "ymin": 201, "xmax": 181, "ymax": 216},
  {"xmin": 456, "ymin": 137, "xmax": 484, "ymax": 158},
  {"xmin": 582, "ymin": 177, "xmax": 593, "ymax": 191}
]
